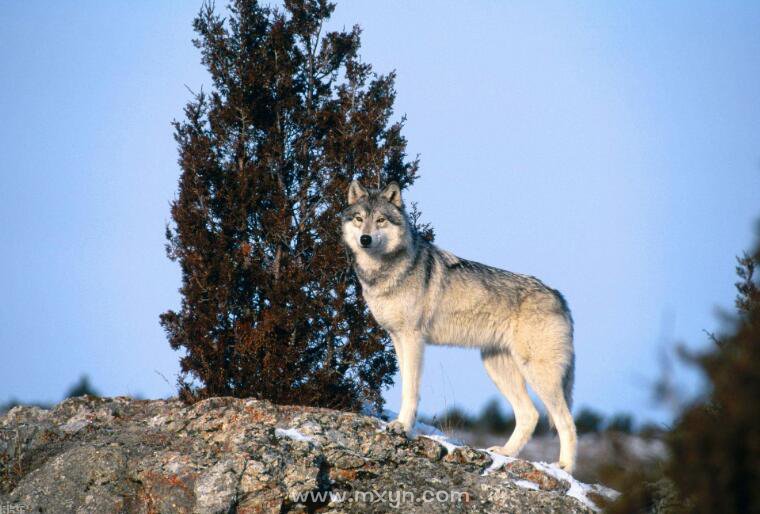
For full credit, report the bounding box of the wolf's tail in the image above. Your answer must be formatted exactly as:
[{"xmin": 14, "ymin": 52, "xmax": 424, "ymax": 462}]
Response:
[
  {"xmin": 562, "ymin": 351, "xmax": 575, "ymax": 411},
  {"xmin": 552, "ymin": 289, "xmax": 575, "ymax": 412}
]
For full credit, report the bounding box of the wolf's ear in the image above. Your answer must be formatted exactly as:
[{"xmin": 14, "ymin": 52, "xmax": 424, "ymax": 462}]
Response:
[
  {"xmin": 380, "ymin": 182, "xmax": 402, "ymax": 208},
  {"xmin": 347, "ymin": 180, "xmax": 368, "ymax": 205}
]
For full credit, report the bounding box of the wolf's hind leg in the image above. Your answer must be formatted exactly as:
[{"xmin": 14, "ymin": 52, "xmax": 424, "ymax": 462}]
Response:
[
  {"xmin": 480, "ymin": 348, "xmax": 539, "ymax": 458},
  {"xmin": 516, "ymin": 352, "xmax": 577, "ymax": 473},
  {"xmin": 390, "ymin": 333, "xmax": 405, "ymax": 379}
]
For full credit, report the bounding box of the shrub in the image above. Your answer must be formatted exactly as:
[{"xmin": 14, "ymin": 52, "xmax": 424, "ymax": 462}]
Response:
[{"xmin": 575, "ymin": 407, "xmax": 605, "ymax": 434}]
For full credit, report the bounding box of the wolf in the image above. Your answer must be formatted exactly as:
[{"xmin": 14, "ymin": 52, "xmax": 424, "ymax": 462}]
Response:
[{"xmin": 341, "ymin": 180, "xmax": 578, "ymax": 472}]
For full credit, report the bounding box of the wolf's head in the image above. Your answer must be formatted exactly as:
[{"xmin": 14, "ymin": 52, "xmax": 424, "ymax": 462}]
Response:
[{"xmin": 341, "ymin": 180, "xmax": 412, "ymax": 257}]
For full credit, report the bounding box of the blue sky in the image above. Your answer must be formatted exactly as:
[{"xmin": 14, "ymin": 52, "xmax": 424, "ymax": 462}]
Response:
[{"xmin": 1, "ymin": 1, "xmax": 758, "ymax": 425}]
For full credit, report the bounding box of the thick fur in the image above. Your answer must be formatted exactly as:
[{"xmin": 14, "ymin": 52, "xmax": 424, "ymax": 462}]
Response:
[{"xmin": 341, "ymin": 180, "xmax": 578, "ymax": 472}]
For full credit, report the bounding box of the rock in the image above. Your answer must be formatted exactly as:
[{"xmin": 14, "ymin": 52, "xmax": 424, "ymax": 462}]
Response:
[
  {"xmin": 503, "ymin": 460, "xmax": 568, "ymax": 493},
  {"xmin": 410, "ymin": 437, "xmax": 446, "ymax": 462},
  {"xmin": 0, "ymin": 396, "xmax": 616, "ymax": 513},
  {"xmin": 442, "ymin": 447, "xmax": 493, "ymax": 472}
]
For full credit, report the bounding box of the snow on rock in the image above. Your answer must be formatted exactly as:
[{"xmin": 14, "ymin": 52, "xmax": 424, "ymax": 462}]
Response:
[
  {"xmin": 371, "ymin": 408, "xmax": 619, "ymax": 512},
  {"xmin": 514, "ymin": 479, "xmax": 541, "ymax": 490},
  {"xmin": 482, "ymin": 449, "xmax": 517, "ymax": 475},
  {"xmin": 274, "ymin": 427, "xmax": 317, "ymax": 444},
  {"xmin": 421, "ymin": 433, "xmax": 462, "ymax": 454},
  {"xmin": 532, "ymin": 460, "xmax": 620, "ymax": 512},
  {"xmin": 0, "ymin": 396, "xmax": 619, "ymax": 513}
]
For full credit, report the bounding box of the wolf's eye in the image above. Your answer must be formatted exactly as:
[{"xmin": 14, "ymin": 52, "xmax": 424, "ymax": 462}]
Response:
[
  {"xmin": 376, "ymin": 217, "xmax": 386, "ymax": 224},
  {"xmin": 354, "ymin": 215, "xmax": 363, "ymax": 223}
]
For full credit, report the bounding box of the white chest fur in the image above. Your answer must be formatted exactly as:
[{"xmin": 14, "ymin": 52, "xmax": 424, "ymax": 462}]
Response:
[{"xmin": 361, "ymin": 283, "xmax": 420, "ymax": 334}]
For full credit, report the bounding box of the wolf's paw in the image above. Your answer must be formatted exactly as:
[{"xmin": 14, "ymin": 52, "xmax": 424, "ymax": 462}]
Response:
[
  {"xmin": 487, "ymin": 446, "xmax": 517, "ymax": 457},
  {"xmin": 552, "ymin": 461, "xmax": 575, "ymax": 474},
  {"xmin": 387, "ymin": 419, "xmax": 411, "ymax": 437}
]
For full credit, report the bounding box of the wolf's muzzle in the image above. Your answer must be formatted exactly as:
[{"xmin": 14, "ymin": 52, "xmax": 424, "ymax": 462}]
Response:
[{"xmin": 360, "ymin": 235, "xmax": 372, "ymax": 248}]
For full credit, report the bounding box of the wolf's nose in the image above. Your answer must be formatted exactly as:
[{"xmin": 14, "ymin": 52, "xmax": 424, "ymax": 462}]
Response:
[{"xmin": 360, "ymin": 235, "xmax": 372, "ymax": 247}]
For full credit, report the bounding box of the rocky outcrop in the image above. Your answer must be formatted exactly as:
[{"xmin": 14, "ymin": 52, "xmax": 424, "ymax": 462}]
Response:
[{"xmin": 0, "ymin": 396, "xmax": 617, "ymax": 513}]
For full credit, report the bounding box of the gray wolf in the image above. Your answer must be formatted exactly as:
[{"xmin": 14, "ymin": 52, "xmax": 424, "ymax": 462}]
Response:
[{"xmin": 341, "ymin": 180, "xmax": 577, "ymax": 472}]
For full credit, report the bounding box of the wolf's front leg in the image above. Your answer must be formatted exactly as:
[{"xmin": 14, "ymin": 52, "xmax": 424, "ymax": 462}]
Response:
[{"xmin": 396, "ymin": 333, "xmax": 424, "ymax": 435}]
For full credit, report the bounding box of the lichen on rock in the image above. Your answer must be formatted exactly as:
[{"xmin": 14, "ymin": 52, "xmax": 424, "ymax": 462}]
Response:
[{"xmin": 0, "ymin": 396, "xmax": 616, "ymax": 513}]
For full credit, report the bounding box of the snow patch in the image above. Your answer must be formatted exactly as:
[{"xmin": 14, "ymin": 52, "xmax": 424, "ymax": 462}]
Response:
[
  {"xmin": 412, "ymin": 417, "xmax": 448, "ymax": 437},
  {"xmin": 368, "ymin": 409, "xmax": 617, "ymax": 512},
  {"xmin": 420, "ymin": 434, "xmax": 461, "ymax": 454},
  {"xmin": 532, "ymin": 461, "xmax": 609, "ymax": 512},
  {"xmin": 482, "ymin": 449, "xmax": 516, "ymax": 475},
  {"xmin": 275, "ymin": 427, "xmax": 316, "ymax": 444},
  {"xmin": 514, "ymin": 479, "xmax": 540, "ymax": 490},
  {"xmin": 377, "ymin": 409, "xmax": 462, "ymax": 440}
]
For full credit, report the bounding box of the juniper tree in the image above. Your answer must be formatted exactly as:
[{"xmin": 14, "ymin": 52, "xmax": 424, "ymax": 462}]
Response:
[
  {"xmin": 160, "ymin": 0, "xmax": 432, "ymax": 410},
  {"xmin": 608, "ymin": 225, "xmax": 760, "ymax": 513},
  {"xmin": 663, "ymin": 229, "xmax": 760, "ymax": 513}
]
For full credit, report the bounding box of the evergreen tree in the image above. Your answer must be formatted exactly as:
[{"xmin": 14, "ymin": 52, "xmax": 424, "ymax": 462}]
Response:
[
  {"xmin": 608, "ymin": 224, "xmax": 760, "ymax": 513},
  {"xmin": 160, "ymin": 0, "xmax": 431, "ymax": 410},
  {"xmin": 65, "ymin": 375, "xmax": 100, "ymax": 399},
  {"xmin": 477, "ymin": 398, "xmax": 514, "ymax": 434},
  {"xmin": 574, "ymin": 407, "xmax": 604, "ymax": 434},
  {"xmin": 664, "ymin": 228, "xmax": 760, "ymax": 513}
]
